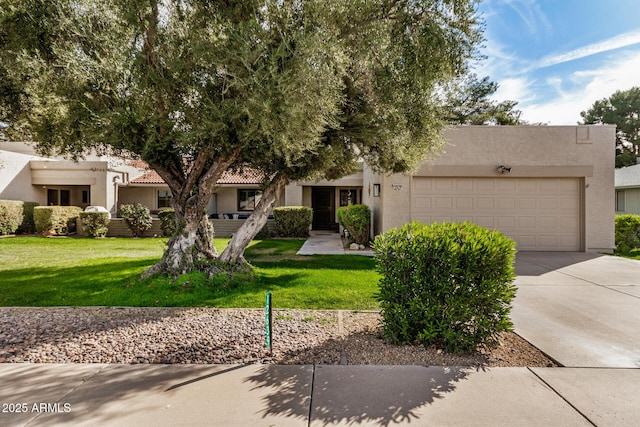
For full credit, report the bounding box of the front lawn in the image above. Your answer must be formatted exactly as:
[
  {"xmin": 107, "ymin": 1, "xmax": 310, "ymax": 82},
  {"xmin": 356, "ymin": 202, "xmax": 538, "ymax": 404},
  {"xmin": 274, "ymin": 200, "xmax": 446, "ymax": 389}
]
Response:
[{"xmin": 0, "ymin": 237, "xmax": 379, "ymax": 309}]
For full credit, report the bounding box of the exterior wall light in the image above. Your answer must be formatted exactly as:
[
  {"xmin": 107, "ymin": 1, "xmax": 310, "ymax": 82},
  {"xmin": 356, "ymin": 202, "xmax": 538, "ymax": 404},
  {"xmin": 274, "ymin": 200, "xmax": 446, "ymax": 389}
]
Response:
[
  {"xmin": 497, "ymin": 165, "xmax": 512, "ymax": 174},
  {"xmin": 373, "ymin": 184, "xmax": 380, "ymax": 197}
]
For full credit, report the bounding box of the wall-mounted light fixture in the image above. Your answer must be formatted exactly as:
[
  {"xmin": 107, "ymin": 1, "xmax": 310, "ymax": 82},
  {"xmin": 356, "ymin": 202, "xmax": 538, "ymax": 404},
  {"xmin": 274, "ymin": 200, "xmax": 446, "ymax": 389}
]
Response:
[
  {"xmin": 373, "ymin": 184, "xmax": 381, "ymax": 197},
  {"xmin": 497, "ymin": 165, "xmax": 512, "ymax": 174},
  {"xmin": 391, "ymin": 184, "xmax": 403, "ymax": 191}
]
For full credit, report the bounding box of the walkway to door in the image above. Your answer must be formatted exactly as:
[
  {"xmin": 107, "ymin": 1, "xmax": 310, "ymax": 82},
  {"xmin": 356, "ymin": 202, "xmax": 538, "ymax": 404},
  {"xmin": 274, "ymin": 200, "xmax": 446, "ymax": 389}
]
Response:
[{"xmin": 296, "ymin": 231, "xmax": 373, "ymax": 256}]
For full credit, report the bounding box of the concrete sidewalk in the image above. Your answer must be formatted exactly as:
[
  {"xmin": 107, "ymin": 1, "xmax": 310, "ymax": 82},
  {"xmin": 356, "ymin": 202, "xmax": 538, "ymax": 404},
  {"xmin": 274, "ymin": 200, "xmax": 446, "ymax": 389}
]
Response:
[
  {"xmin": 2, "ymin": 251, "xmax": 640, "ymax": 426},
  {"xmin": 2, "ymin": 363, "xmax": 638, "ymax": 426},
  {"xmin": 296, "ymin": 232, "xmax": 374, "ymax": 256}
]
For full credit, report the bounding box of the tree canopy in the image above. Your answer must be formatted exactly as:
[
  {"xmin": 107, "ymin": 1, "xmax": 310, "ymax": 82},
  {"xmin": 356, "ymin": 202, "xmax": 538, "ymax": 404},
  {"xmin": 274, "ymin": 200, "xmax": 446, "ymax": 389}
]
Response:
[
  {"xmin": 580, "ymin": 87, "xmax": 640, "ymax": 168},
  {"xmin": 1, "ymin": 0, "xmax": 484, "ymax": 275},
  {"xmin": 441, "ymin": 74, "xmax": 524, "ymax": 125}
]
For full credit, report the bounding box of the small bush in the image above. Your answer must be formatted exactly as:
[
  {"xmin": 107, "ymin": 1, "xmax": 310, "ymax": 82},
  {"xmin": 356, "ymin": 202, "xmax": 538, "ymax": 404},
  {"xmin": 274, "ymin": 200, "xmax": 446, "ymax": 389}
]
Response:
[
  {"xmin": 158, "ymin": 208, "xmax": 178, "ymax": 237},
  {"xmin": 79, "ymin": 211, "xmax": 110, "ymax": 238},
  {"xmin": 337, "ymin": 204, "xmax": 371, "ymax": 245},
  {"xmin": 19, "ymin": 201, "xmax": 39, "ymax": 233},
  {"xmin": 34, "ymin": 206, "xmax": 82, "ymax": 236},
  {"xmin": 615, "ymin": 214, "xmax": 640, "ymax": 253},
  {"xmin": 273, "ymin": 206, "xmax": 312, "ymax": 237},
  {"xmin": 0, "ymin": 200, "xmax": 23, "ymax": 235},
  {"xmin": 119, "ymin": 203, "xmax": 153, "ymax": 237},
  {"xmin": 374, "ymin": 221, "xmax": 517, "ymax": 353}
]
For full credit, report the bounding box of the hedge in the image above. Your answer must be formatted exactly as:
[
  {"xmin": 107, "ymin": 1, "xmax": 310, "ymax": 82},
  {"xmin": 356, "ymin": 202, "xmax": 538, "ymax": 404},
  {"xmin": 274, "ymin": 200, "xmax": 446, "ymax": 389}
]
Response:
[
  {"xmin": 615, "ymin": 214, "xmax": 640, "ymax": 253},
  {"xmin": 273, "ymin": 206, "xmax": 313, "ymax": 237},
  {"xmin": 158, "ymin": 208, "xmax": 179, "ymax": 237},
  {"xmin": 34, "ymin": 206, "xmax": 83, "ymax": 236},
  {"xmin": 119, "ymin": 203, "xmax": 153, "ymax": 237},
  {"xmin": 337, "ymin": 204, "xmax": 371, "ymax": 245},
  {"xmin": 0, "ymin": 200, "xmax": 23, "ymax": 235},
  {"xmin": 374, "ymin": 221, "xmax": 517, "ymax": 353},
  {"xmin": 79, "ymin": 211, "xmax": 110, "ymax": 238}
]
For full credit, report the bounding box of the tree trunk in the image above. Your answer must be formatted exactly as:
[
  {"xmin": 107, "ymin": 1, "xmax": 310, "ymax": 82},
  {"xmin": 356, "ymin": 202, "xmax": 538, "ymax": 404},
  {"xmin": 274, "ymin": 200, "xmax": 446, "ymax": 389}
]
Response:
[
  {"xmin": 142, "ymin": 195, "xmax": 216, "ymax": 279},
  {"xmin": 219, "ymin": 174, "xmax": 288, "ymax": 264}
]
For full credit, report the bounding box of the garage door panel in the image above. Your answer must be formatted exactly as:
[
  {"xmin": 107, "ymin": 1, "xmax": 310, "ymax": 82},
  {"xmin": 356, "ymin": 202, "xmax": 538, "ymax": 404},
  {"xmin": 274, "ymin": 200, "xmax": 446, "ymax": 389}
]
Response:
[{"xmin": 411, "ymin": 177, "xmax": 581, "ymax": 251}]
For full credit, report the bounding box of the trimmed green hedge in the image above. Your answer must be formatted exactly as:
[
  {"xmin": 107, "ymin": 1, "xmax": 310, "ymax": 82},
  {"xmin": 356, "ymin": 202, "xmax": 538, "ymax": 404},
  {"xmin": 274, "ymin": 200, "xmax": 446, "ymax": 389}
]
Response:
[
  {"xmin": 0, "ymin": 200, "xmax": 22, "ymax": 235},
  {"xmin": 34, "ymin": 206, "xmax": 83, "ymax": 236},
  {"xmin": 79, "ymin": 211, "xmax": 110, "ymax": 238},
  {"xmin": 19, "ymin": 201, "xmax": 39, "ymax": 233},
  {"xmin": 274, "ymin": 206, "xmax": 313, "ymax": 237},
  {"xmin": 337, "ymin": 204, "xmax": 371, "ymax": 245},
  {"xmin": 374, "ymin": 221, "xmax": 517, "ymax": 353},
  {"xmin": 119, "ymin": 203, "xmax": 153, "ymax": 237},
  {"xmin": 615, "ymin": 214, "xmax": 640, "ymax": 253}
]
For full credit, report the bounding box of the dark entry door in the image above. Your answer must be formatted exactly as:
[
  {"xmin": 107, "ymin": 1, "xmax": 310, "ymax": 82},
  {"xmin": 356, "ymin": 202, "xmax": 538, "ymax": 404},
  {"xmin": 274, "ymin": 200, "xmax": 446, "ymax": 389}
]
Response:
[{"xmin": 311, "ymin": 187, "xmax": 335, "ymax": 230}]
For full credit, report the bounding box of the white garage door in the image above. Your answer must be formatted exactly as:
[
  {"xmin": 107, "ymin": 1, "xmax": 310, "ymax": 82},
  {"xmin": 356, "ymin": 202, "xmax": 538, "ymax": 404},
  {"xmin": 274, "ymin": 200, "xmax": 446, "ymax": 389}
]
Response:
[{"xmin": 411, "ymin": 177, "xmax": 582, "ymax": 251}]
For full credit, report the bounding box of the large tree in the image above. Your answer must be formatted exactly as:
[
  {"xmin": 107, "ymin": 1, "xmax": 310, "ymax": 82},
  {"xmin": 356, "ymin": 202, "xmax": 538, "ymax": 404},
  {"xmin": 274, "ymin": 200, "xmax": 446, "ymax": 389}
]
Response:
[
  {"xmin": 441, "ymin": 74, "xmax": 524, "ymax": 125},
  {"xmin": 581, "ymin": 87, "xmax": 640, "ymax": 168},
  {"xmin": 1, "ymin": 0, "xmax": 483, "ymax": 276}
]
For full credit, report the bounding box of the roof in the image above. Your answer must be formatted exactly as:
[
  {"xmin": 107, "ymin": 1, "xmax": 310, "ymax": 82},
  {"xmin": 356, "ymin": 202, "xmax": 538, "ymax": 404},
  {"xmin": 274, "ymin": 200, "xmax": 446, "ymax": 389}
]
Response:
[
  {"xmin": 615, "ymin": 164, "xmax": 640, "ymax": 189},
  {"xmin": 129, "ymin": 168, "xmax": 263, "ymax": 185}
]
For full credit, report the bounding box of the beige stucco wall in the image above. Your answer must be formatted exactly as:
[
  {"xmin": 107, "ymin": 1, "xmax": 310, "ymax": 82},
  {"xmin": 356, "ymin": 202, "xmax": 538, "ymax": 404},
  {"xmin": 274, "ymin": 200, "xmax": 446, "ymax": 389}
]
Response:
[
  {"xmin": 374, "ymin": 125, "xmax": 615, "ymax": 252},
  {"xmin": 0, "ymin": 148, "xmax": 45, "ymax": 203}
]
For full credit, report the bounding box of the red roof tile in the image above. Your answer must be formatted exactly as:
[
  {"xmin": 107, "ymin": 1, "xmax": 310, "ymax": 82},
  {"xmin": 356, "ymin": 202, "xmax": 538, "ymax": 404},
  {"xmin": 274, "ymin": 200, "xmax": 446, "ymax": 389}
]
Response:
[{"xmin": 129, "ymin": 168, "xmax": 263, "ymax": 185}]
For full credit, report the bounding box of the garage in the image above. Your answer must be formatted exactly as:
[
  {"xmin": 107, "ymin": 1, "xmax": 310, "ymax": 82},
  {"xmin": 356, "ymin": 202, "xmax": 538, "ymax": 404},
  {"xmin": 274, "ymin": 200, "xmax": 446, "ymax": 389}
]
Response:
[{"xmin": 411, "ymin": 177, "xmax": 582, "ymax": 251}]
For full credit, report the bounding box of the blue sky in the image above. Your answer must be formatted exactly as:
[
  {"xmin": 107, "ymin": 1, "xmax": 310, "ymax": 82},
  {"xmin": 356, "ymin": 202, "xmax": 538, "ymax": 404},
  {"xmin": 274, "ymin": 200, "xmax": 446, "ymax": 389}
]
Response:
[{"xmin": 475, "ymin": 0, "xmax": 640, "ymax": 124}]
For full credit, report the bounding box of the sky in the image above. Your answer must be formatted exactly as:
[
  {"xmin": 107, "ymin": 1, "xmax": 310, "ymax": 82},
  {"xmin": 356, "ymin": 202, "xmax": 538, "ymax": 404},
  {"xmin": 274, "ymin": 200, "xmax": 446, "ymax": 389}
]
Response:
[{"xmin": 475, "ymin": 0, "xmax": 640, "ymax": 125}]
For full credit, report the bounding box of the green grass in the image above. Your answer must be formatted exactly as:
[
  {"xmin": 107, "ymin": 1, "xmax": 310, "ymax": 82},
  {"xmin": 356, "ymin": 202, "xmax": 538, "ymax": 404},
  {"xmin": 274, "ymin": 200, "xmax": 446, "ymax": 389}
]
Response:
[
  {"xmin": 616, "ymin": 249, "xmax": 640, "ymax": 260},
  {"xmin": 0, "ymin": 236, "xmax": 379, "ymax": 309}
]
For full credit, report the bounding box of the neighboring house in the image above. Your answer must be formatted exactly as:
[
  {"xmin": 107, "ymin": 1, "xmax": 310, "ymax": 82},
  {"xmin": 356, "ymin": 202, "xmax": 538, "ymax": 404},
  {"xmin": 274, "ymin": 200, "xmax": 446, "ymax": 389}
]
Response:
[
  {"xmin": 615, "ymin": 163, "xmax": 640, "ymax": 215},
  {"xmin": 0, "ymin": 125, "xmax": 615, "ymax": 252}
]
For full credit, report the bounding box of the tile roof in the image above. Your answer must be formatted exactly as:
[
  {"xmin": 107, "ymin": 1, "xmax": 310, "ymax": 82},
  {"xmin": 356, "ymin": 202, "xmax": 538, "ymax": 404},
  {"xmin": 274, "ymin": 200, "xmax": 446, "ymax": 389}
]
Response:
[{"xmin": 129, "ymin": 168, "xmax": 263, "ymax": 185}]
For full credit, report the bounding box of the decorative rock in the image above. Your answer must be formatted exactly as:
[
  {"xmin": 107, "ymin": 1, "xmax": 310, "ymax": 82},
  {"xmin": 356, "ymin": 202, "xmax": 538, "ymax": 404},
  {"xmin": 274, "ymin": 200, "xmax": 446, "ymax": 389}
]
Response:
[
  {"xmin": 349, "ymin": 243, "xmax": 359, "ymax": 250},
  {"xmin": 358, "ymin": 244, "xmax": 365, "ymax": 250}
]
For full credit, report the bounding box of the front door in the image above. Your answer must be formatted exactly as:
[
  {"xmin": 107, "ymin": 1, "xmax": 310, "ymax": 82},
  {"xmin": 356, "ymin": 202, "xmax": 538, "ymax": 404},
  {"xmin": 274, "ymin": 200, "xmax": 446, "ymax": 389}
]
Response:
[{"xmin": 311, "ymin": 187, "xmax": 335, "ymax": 230}]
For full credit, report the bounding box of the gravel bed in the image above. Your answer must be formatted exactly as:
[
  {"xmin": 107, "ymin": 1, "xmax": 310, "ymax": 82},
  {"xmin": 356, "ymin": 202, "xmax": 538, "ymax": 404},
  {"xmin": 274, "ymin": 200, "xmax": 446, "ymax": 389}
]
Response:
[{"xmin": 0, "ymin": 307, "xmax": 556, "ymax": 367}]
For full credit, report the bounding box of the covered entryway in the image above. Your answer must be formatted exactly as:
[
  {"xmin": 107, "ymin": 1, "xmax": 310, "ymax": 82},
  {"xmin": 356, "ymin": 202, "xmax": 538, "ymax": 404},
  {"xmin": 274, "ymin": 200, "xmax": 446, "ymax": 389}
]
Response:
[
  {"xmin": 311, "ymin": 187, "xmax": 336, "ymax": 230},
  {"xmin": 411, "ymin": 177, "xmax": 582, "ymax": 251}
]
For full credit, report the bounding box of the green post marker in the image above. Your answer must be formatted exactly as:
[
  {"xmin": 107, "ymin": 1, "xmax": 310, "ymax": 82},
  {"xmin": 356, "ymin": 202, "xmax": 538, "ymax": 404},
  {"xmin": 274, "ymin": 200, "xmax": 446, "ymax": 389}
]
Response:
[{"xmin": 265, "ymin": 292, "xmax": 272, "ymax": 353}]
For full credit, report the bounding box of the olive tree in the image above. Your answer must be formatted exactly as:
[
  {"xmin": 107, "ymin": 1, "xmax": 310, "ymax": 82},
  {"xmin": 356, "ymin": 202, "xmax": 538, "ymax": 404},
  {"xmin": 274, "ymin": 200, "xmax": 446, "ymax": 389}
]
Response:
[{"xmin": 1, "ymin": 0, "xmax": 483, "ymax": 276}]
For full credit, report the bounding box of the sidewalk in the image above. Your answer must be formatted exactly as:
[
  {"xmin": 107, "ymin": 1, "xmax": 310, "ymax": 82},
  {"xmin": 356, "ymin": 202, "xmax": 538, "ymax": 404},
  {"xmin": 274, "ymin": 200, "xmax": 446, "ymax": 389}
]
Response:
[{"xmin": 296, "ymin": 232, "xmax": 374, "ymax": 256}]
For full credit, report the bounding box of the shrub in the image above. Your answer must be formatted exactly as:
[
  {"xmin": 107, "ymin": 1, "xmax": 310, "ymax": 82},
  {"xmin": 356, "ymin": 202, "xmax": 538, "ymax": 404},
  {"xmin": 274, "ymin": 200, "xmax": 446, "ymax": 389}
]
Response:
[
  {"xmin": 158, "ymin": 208, "xmax": 178, "ymax": 237},
  {"xmin": 273, "ymin": 206, "xmax": 312, "ymax": 237},
  {"xmin": 34, "ymin": 206, "xmax": 83, "ymax": 236},
  {"xmin": 374, "ymin": 221, "xmax": 517, "ymax": 353},
  {"xmin": 615, "ymin": 214, "xmax": 640, "ymax": 253},
  {"xmin": 119, "ymin": 203, "xmax": 153, "ymax": 237},
  {"xmin": 337, "ymin": 204, "xmax": 371, "ymax": 245},
  {"xmin": 79, "ymin": 211, "xmax": 110, "ymax": 238},
  {"xmin": 18, "ymin": 201, "xmax": 39, "ymax": 233},
  {"xmin": 0, "ymin": 200, "xmax": 23, "ymax": 235}
]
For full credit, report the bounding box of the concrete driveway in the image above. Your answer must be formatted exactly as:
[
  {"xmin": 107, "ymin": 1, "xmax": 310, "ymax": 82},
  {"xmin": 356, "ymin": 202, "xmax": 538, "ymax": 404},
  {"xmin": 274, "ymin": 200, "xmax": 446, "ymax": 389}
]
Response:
[{"xmin": 513, "ymin": 252, "xmax": 640, "ymax": 368}]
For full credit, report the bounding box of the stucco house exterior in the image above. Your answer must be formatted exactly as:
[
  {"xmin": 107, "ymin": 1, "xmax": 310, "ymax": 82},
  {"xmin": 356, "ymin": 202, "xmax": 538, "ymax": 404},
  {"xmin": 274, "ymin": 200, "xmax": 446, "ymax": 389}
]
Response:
[
  {"xmin": 615, "ymin": 163, "xmax": 640, "ymax": 215},
  {"xmin": 0, "ymin": 125, "xmax": 615, "ymax": 252}
]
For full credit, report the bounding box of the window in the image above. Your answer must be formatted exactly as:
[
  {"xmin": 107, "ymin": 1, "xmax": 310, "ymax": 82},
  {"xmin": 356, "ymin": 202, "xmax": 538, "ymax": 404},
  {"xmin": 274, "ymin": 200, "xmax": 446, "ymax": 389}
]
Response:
[
  {"xmin": 339, "ymin": 189, "xmax": 360, "ymax": 207},
  {"xmin": 238, "ymin": 189, "xmax": 262, "ymax": 211},
  {"xmin": 82, "ymin": 190, "xmax": 90, "ymax": 204},
  {"xmin": 616, "ymin": 190, "xmax": 625, "ymax": 212},
  {"xmin": 158, "ymin": 190, "xmax": 173, "ymax": 209},
  {"xmin": 46, "ymin": 188, "xmax": 70, "ymax": 206}
]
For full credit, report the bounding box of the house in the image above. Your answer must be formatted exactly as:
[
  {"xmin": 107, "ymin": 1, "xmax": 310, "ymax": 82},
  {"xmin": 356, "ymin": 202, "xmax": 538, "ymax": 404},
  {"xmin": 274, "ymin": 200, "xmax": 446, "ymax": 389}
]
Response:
[
  {"xmin": 1, "ymin": 125, "xmax": 615, "ymax": 251},
  {"xmin": 615, "ymin": 163, "xmax": 640, "ymax": 215}
]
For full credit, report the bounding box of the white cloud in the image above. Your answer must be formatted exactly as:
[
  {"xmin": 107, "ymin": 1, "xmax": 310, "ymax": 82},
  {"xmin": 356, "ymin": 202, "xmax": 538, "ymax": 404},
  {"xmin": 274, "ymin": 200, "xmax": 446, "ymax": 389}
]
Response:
[
  {"xmin": 536, "ymin": 30, "xmax": 640, "ymax": 69},
  {"xmin": 518, "ymin": 51, "xmax": 640, "ymax": 124}
]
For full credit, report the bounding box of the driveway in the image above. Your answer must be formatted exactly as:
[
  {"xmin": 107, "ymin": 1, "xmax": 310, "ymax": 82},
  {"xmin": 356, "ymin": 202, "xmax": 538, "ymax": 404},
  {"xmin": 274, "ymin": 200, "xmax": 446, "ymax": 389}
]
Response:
[{"xmin": 513, "ymin": 252, "xmax": 640, "ymax": 368}]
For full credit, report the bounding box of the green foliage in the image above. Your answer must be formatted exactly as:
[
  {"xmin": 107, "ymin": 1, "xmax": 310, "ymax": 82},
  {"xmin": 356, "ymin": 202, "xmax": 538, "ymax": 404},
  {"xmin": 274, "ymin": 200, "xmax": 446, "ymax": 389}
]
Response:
[
  {"xmin": 0, "ymin": 200, "xmax": 23, "ymax": 235},
  {"xmin": 337, "ymin": 204, "xmax": 371, "ymax": 245},
  {"xmin": 119, "ymin": 204, "xmax": 152, "ymax": 237},
  {"xmin": 158, "ymin": 208, "xmax": 178, "ymax": 237},
  {"xmin": 616, "ymin": 152, "xmax": 638, "ymax": 168},
  {"xmin": 615, "ymin": 214, "xmax": 640, "ymax": 253},
  {"xmin": 33, "ymin": 206, "xmax": 82, "ymax": 235},
  {"xmin": 273, "ymin": 206, "xmax": 313, "ymax": 238},
  {"xmin": 442, "ymin": 74, "xmax": 524, "ymax": 125},
  {"xmin": 374, "ymin": 221, "xmax": 517, "ymax": 353},
  {"xmin": 581, "ymin": 87, "xmax": 640, "ymax": 168},
  {"xmin": 18, "ymin": 201, "xmax": 39, "ymax": 233},
  {"xmin": 79, "ymin": 211, "xmax": 110, "ymax": 238}
]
